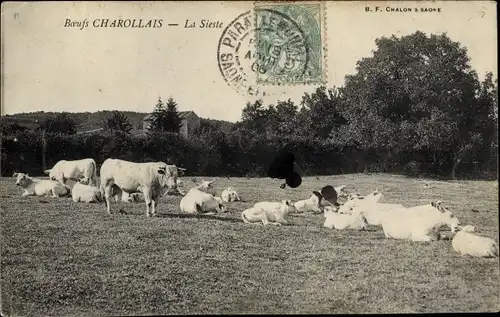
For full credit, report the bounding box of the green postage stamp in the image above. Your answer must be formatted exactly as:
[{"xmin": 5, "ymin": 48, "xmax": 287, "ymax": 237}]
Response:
[{"xmin": 254, "ymin": 1, "xmax": 326, "ymax": 85}]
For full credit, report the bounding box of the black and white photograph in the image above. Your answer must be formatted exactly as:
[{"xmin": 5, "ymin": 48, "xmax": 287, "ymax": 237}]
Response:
[{"xmin": 1, "ymin": 0, "xmax": 498, "ymax": 315}]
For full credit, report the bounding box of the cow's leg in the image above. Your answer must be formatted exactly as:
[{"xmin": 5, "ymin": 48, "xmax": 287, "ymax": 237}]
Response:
[
  {"xmin": 150, "ymin": 195, "xmax": 159, "ymax": 217},
  {"xmin": 143, "ymin": 187, "xmax": 153, "ymax": 217},
  {"xmin": 104, "ymin": 184, "xmax": 114, "ymax": 214}
]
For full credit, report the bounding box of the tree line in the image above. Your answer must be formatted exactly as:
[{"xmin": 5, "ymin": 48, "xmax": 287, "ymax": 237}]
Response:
[{"xmin": 1, "ymin": 32, "xmax": 497, "ymax": 179}]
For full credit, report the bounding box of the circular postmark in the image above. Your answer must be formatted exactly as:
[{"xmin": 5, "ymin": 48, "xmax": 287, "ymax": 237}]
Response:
[{"xmin": 217, "ymin": 8, "xmax": 310, "ymax": 97}]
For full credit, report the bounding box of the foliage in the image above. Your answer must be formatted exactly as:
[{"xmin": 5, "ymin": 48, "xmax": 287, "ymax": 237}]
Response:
[
  {"xmin": 37, "ymin": 113, "xmax": 77, "ymax": 135},
  {"xmin": 1, "ymin": 31, "xmax": 497, "ymax": 179},
  {"xmin": 148, "ymin": 97, "xmax": 183, "ymax": 134},
  {"xmin": 100, "ymin": 111, "xmax": 133, "ymax": 134}
]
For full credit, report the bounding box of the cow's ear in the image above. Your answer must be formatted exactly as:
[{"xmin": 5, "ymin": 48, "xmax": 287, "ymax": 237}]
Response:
[
  {"xmin": 431, "ymin": 201, "xmax": 436, "ymax": 207},
  {"xmin": 13, "ymin": 172, "xmax": 18, "ymax": 178}
]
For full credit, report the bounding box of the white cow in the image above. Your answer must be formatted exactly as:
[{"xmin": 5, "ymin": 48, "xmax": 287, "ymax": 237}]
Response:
[
  {"xmin": 338, "ymin": 190, "xmax": 383, "ymax": 214},
  {"xmin": 323, "ymin": 206, "xmax": 368, "ymax": 230},
  {"xmin": 13, "ymin": 172, "xmax": 71, "ymax": 198},
  {"xmin": 294, "ymin": 191, "xmax": 323, "ymax": 213},
  {"xmin": 45, "ymin": 158, "xmax": 98, "ymax": 186},
  {"xmin": 452, "ymin": 229, "xmax": 499, "ymax": 258},
  {"xmin": 179, "ymin": 188, "xmax": 226, "ymax": 214},
  {"xmin": 100, "ymin": 158, "xmax": 181, "ymax": 216},
  {"xmin": 221, "ymin": 187, "xmax": 240, "ymax": 203},
  {"xmin": 335, "ymin": 185, "xmax": 349, "ymax": 198},
  {"xmin": 72, "ymin": 181, "xmax": 103, "ymax": 203},
  {"xmin": 381, "ymin": 201, "xmax": 461, "ymax": 242},
  {"xmin": 241, "ymin": 200, "xmax": 295, "ymax": 226},
  {"xmin": 345, "ymin": 192, "xmax": 407, "ymax": 225}
]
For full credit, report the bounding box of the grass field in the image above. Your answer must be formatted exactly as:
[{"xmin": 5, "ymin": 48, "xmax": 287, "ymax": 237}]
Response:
[{"xmin": 1, "ymin": 173, "xmax": 499, "ymax": 315}]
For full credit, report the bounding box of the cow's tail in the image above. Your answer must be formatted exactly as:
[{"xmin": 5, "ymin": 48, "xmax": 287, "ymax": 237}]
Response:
[{"xmin": 91, "ymin": 159, "xmax": 98, "ymax": 186}]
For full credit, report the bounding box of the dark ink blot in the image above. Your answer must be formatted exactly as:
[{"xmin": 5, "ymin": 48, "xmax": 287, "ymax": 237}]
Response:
[
  {"xmin": 321, "ymin": 185, "xmax": 339, "ymax": 205},
  {"xmin": 268, "ymin": 150, "xmax": 302, "ymax": 189}
]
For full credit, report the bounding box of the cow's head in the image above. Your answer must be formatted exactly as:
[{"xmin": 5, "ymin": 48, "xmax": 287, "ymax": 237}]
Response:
[
  {"xmin": 431, "ymin": 200, "xmax": 460, "ymax": 231},
  {"xmin": 77, "ymin": 175, "xmax": 91, "ymax": 185},
  {"xmin": 224, "ymin": 187, "xmax": 240, "ymax": 202},
  {"xmin": 281, "ymin": 199, "xmax": 296, "ymax": 214},
  {"xmin": 311, "ymin": 191, "xmax": 323, "ymax": 206},
  {"xmin": 157, "ymin": 164, "xmax": 180, "ymax": 192},
  {"xmin": 14, "ymin": 172, "xmax": 31, "ymax": 188},
  {"xmin": 196, "ymin": 180, "xmax": 217, "ymax": 196}
]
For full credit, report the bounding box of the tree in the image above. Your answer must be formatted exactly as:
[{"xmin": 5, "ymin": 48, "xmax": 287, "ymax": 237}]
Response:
[
  {"xmin": 148, "ymin": 97, "xmax": 182, "ymax": 133},
  {"xmin": 301, "ymin": 86, "xmax": 347, "ymax": 139},
  {"xmin": 164, "ymin": 97, "xmax": 183, "ymax": 133},
  {"xmin": 100, "ymin": 111, "xmax": 133, "ymax": 134},
  {"xmin": 336, "ymin": 31, "xmax": 483, "ymax": 176},
  {"xmin": 37, "ymin": 113, "xmax": 77, "ymax": 134}
]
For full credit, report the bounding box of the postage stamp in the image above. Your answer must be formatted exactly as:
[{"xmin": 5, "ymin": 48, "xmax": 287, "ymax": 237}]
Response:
[{"xmin": 254, "ymin": 1, "xmax": 326, "ymax": 85}]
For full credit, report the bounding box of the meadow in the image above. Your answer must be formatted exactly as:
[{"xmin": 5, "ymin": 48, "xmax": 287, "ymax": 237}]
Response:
[{"xmin": 1, "ymin": 173, "xmax": 498, "ymax": 315}]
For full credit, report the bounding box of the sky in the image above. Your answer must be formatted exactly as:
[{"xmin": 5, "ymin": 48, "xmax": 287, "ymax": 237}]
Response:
[{"xmin": 1, "ymin": 1, "xmax": 497, "ymax": 123}]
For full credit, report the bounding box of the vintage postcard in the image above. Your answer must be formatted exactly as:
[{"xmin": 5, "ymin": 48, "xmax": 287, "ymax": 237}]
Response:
[{"xmin": 1, "ymin": 0, "xmax": 498, "ymax": 315}]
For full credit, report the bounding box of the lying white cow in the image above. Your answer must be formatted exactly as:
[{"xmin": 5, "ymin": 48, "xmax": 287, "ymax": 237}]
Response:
[
  {"xmin": 294, "ymin": 191, "xmax": 323, "ymax": 213},
  {"xmin": 323, "ymin": 206, "xmax": 368, "ymax": 230},
  {"xmin": 343, "ymin": 192, "xmax": 406, "ymax": 226},
  {"xmin": 338, "ymin": 190, "xmax": 383, "ymax": 214},
  {"xmin": 242, "ymin": 200, "xmax": 295, "ymax": 226},
  {"xmin": 221, "ymin": 187, "xmax": 240, "ymax": 203},
  {"xmin": 14, "ymin": 172, "xmax": 71, "ymax": 198},
  {"xmin": 381, "ymin": 201, "xmax": 461, "ymax": 242},
  {"xmin": 100, "ymin": 158, "xmax": 181, "ymax": 216},
  {"xmin": 452, "ymin": 229, "xmax": 499, "ymax": 258},
  {"xmin": 45, "ymin": 158, "xmax": 98, "ymax": 186},
  {"xmin": 72, "ymin": 180, "xmax": 103, "ymax": 203},
  {"xmin": 335, "ymin": 185, "xmax": 349, "ymax": 198},
  {"xmin": 179, "ymin": 188, "xmax": 226, "ymax": 214}
]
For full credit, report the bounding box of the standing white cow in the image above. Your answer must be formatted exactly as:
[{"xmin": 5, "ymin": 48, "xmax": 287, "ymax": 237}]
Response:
[
  {"xmin": 45, "ymin": 158, "xmax": 98, "ymax": 186},
  {"xmin": 14, "ymin": 172, "xmax": 71, "ymax": 198},
  {"xmin": 100, "ymin": 158, "xmax": 181, "ymax": 217}
]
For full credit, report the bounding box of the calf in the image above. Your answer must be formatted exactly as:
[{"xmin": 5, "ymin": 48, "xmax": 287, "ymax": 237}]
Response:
[
  {"xmin": 294, "ymin": 191, "xmax": 323, "ymax": 213},
  {"xmin": 14, "ymin": 172, "xmax": 71, "ymax": 198},
  {"xmin": 72, "ymin": 180, "xmax": 103, "ymax": 203},
  {"xmin": 221, "ymin": 187, "xmax": 240, "ymax": 203},
  {"xmin": 323, "ymin": 206, "xmax": 368, "ymax": 230},
  {"xmin": 242, "ymin": 200, "xmax": 295, "ymax": 226},
  {"xmin": 381, "ymin": 201, "xmax": 461, "ymax": 242},
  {"xmin": 452, "ymin": 230, "xmax": 498, "ymax": 258}
]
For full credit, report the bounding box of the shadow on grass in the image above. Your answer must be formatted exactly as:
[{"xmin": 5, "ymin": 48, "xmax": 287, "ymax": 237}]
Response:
[{"xmin": 156, "ymin": 212, "xmax": 243, "ymax": 223}]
